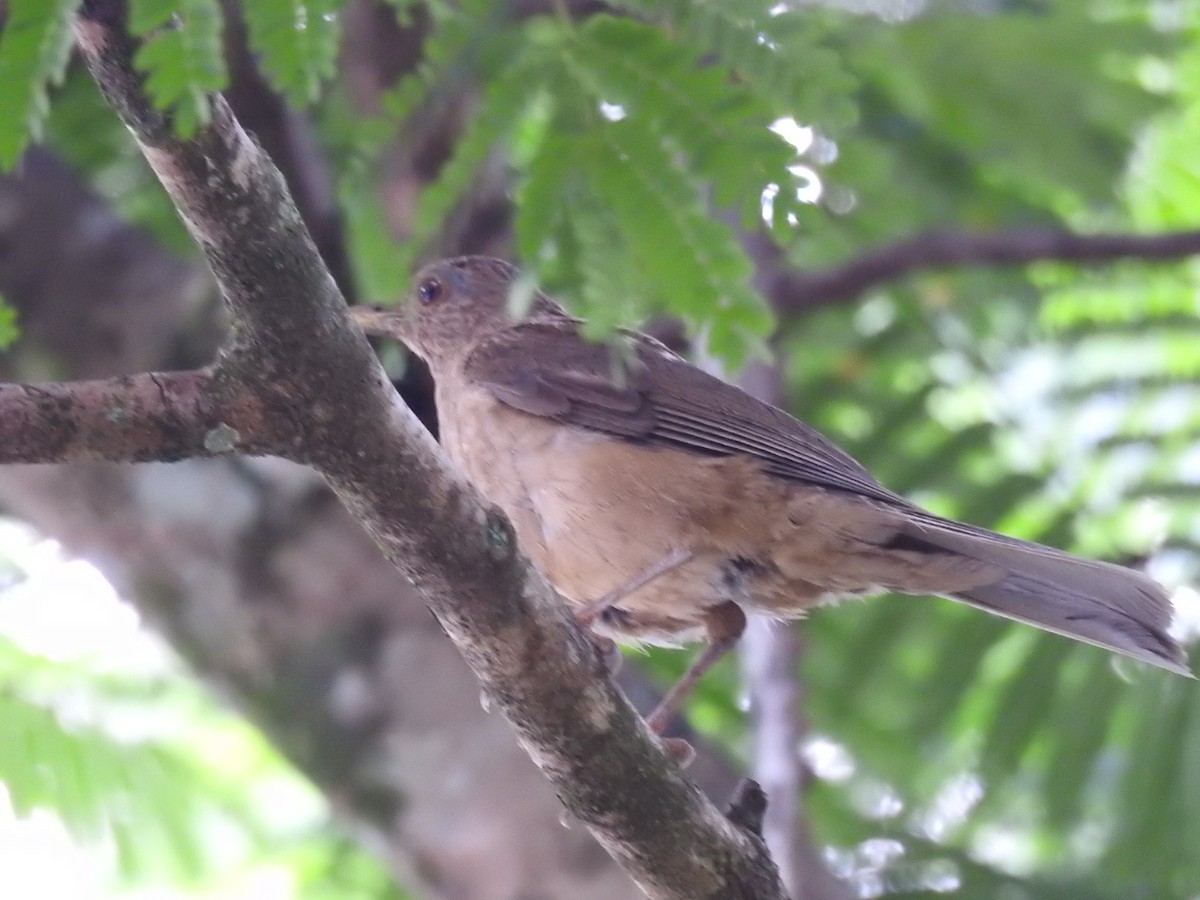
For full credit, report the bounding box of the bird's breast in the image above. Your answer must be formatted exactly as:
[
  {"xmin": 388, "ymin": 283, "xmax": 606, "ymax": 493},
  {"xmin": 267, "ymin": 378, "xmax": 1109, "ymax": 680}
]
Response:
[{"xmin": 436, "ymin": 379, "xmax": 813, "ymax": 645}]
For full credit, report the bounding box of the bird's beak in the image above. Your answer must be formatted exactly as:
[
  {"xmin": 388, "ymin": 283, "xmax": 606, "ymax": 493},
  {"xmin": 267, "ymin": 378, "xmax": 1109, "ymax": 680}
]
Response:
[{"xmin": 350, "ymin": 304, "xmax": 403, "ymax": 338}]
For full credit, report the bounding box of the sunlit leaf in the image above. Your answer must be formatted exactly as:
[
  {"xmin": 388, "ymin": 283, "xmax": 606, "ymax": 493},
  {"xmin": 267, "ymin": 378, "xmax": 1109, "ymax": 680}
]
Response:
[
  {"xmin": 129, "ymin": 0, "xmax": 228, "ymax": 136},
  {"xmin": 0, "ymin": 0, "xmax": 82, "ymax": 168}
]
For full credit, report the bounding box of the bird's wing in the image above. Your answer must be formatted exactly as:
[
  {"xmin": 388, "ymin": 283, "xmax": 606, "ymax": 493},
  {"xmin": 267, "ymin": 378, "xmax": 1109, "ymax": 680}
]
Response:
[{"xmin": 464, "ymin": 322, "xmax": 907, "ymax": 507}]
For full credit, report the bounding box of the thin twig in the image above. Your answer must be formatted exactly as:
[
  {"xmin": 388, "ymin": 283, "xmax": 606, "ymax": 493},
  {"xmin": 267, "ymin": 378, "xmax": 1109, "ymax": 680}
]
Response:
[{"xmin": 769, "ymin": 227, "xmax": 1200, "ymax": 313}]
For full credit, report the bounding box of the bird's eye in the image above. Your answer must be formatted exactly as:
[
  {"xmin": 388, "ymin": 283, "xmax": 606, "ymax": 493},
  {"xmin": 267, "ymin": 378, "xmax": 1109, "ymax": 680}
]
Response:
[{"xmin": 418, "ymin": 277, "xmax": 444, "ymax": 305}]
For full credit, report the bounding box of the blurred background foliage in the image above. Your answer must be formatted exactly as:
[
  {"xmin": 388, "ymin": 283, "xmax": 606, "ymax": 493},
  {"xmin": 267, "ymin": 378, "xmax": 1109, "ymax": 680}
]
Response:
[
  {"xmin": 1, "ymin": 0, "xmax": 1199, "ymax": 896},
  {"xmin": 0, "ymin": 521, "xmax": 406, "ymax": 898}
]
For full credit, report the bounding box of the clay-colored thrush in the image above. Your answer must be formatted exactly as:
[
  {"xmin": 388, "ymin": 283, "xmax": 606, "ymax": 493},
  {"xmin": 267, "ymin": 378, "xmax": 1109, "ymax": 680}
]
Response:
[{"xmin": 354, "ymin": 256, "xmax": 1189, "ymax": 732}]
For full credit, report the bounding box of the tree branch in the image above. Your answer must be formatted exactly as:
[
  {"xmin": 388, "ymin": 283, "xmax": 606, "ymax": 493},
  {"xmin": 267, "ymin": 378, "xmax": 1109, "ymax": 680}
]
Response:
[
  {"xmin": 770, "ymin": 227, "xmax": 1200, "ymax": 313},
  {"xmin": 0, "ymin": 369, "xmax": 280, "ymax": 463},
  {"xmin": 62, "ymin": 2, "xmax": 788, "ymax": 896}
]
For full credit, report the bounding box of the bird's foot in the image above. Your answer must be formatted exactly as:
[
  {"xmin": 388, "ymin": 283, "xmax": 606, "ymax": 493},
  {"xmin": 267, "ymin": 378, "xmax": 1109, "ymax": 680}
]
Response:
[
  {"xmin": 587, "ymin": 631, "xmax": 623, "ymax": 676},
  {"xmin": 657, "ymin": 735, "xmax": 696, "ymax": 767}
]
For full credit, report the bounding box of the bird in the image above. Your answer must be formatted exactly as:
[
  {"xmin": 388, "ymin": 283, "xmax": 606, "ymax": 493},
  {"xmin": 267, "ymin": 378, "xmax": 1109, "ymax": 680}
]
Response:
[{"xmin": 352, "ymin": 255, "xmax": 1190, "ymax": 736}]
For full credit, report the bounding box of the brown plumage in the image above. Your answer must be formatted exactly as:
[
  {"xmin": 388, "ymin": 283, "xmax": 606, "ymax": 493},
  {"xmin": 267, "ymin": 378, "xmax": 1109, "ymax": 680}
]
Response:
[{"xmin": 354, "ymin": 256, "xmax": 1190, "ymax": 733}]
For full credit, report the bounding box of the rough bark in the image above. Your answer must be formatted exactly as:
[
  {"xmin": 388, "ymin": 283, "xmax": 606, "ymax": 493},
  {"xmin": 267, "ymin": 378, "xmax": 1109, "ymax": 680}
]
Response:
[{"xmin": 0, "ymin": 370, "xmax": 277, "ymax": 463}]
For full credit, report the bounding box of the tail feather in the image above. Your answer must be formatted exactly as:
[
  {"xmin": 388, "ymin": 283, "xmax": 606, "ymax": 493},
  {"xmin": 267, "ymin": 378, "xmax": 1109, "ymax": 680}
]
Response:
[{"xmin": 900, "ymin": 514, "xmax": 1191, "ymax": 676}]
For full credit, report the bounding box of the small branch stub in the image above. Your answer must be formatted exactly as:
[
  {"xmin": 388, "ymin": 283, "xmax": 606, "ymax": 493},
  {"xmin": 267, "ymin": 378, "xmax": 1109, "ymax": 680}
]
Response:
[
  {"xmin": 203, "ymin": 423, "xmax": 241, "ymax": 453},
  {"xmin": 726, "ymin": 779, "xmax": 770, "ymax": 840}
]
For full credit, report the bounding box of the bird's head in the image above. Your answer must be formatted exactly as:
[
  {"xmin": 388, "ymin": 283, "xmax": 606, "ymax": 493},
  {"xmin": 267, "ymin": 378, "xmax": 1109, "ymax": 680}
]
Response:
[{"xmin": 351, "ymin": 256, "xmax": 571, "ymax": 367}]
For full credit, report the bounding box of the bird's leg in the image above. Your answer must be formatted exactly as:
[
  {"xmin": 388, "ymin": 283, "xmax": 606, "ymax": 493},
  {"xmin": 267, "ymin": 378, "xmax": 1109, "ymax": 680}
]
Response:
[
  {"xmin": 574, "ymin": 548, "xmax": 695, "ymax": 627},
  {"xmin": 573, "ymin": 549, "xmax": 695, "ymax": 676},
  {"xmin": 644, "ymin": 601, "xmax": 747, "ymax": 734}
]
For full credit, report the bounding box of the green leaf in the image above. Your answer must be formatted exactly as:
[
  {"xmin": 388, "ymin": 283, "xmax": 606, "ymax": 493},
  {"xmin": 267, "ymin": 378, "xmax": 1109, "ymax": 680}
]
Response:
[
  {"xmin": 241, "ymin": 0, "xmax": 345, "ymax": 107},
  {"xmin": 843, "ymin": 7, "xmax": 1164, "ymax": 217},
  {"xmin": 1040, "ymin": 655, "xmax": 1123, "ymax": 827},
  {"xmin": 569, "ymin": 16, "xmax": 795, "ymax": 224},
  {"xmin": 976, "ymin": 638, "xmax": 1073, "ymax": 779},
  {"xmin": 0, "ymin": 300, "xmax": 19, "ymax": 349},
  {"xmin": 338, "ymin": 166, "xmax": 409, "ymax": 302},
  {"xmin": 129, "ymin": 0, "xmax": 228, "ymax": 137},
  {"xmin": 611, "ymin": 0, "xmax": 857, "ymax": 127},
  {"xmin": 406, "ymin": 44, "xmax": 546, "ymax": 265},
  {"xmin": 0, "ymin": 687, "xmax": 215, "ymax": 878},
  {"xmin": 1105, "ymin": 676, "xmax": 1199, "ymax": 891},
  {"xmin": 44, "ymin": 68, "xmax": 195, "ymax": 255},
  {"xmin": 0, "ymin": 0, "xmax": 82, "ymax": 169},
  {"xmin": 513, "ymin": 129, "xmax": 583, "ymax": 276},
  {"xmin": 565, "ymin": 176, "xmax": 645, "ymax": 333},
  {"xmin": 579, "ymin": 121, "xmax": 770, "ymax": 364}
]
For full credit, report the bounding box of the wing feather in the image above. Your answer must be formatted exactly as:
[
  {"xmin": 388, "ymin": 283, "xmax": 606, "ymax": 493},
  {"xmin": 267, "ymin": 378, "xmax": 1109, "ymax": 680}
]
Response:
[{"xmin": 464, "ymin": 323, "xmax": 907, "ymax": 506}]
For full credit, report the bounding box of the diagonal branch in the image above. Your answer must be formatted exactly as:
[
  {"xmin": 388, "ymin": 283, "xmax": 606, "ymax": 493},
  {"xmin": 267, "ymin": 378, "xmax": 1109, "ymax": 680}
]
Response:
[
  {"xmin": 62, "ymin": 2, "xmax": 788, "ymax": 897},
  {"xmin": 769, "ymin": 227, "xmax": 1200, "ymax": 313},
  {"xmin": 0, "ymin": 369, "xmax": 280, "ymax": 464}
]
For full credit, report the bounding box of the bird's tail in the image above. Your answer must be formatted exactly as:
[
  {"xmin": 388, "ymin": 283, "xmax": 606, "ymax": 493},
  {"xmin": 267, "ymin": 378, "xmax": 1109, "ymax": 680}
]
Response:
[{"xmin": 894, "ymin": 513, "xmax": 1190, "ymax": 676}]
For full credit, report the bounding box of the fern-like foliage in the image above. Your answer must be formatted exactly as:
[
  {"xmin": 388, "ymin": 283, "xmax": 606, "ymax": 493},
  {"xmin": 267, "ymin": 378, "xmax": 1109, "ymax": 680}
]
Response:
[
  {"xmin": 44, "ymin": 67, "xmax": 195, "ymax": 254},
  {"xmin": 1027, "ymin": 285, "xmax": 1200, "ymax": 889},
  {"xmin": 326, "ymin": 0, "xmax": 524, "ymax": 293},
  {"xmin": 399, "ymin": 11, "xmax": 812, "ymax": 363},
  {"xmin": 775, "ymin": 279, "xmax": 1200, "ymax": 896},
  {"xmin": 0, "ymin": 634, "xmax": 252, "ymax": 880},
  {"xmin": 612, "ymin": 0, "xmax": 857, "ymax": 129},
  {"xmin": 562, "ymin": 16, "xmax": 793, "ymax": 221},
  {"xmin": 0, "ymin": 522, "xmax": 403, "ymax": 893},
  {"xmin": 762, "ymin": 204, "xmax": 1200, "ymax": 891},
  {"xmin": 326, "ymin": 5, "xmax": 854, "ymax": 360},
  {"xmin": 407, "ymin": 46, "xmax": 538, "ymax": 260},
  {"xmin": 337, "ymin": 167, "xmax": 407, "ymax": 302},
  {"xmin": 583, "ymin": 122, "xmax": 769, "ymax": 360},
  {"xmin": 0, "ymin": 301, "xmax": 17, "ymax": 349},
  {"xmin": 241, "ymin": 0, "xmax": 346, "ymax": 107},
  {"xmin": 0, "ymin": 0, "xmax": 82, "ymax": 168},
  {"xmin": 128, "ymin": 0, "xmax": 228, "ymax": 136}
]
